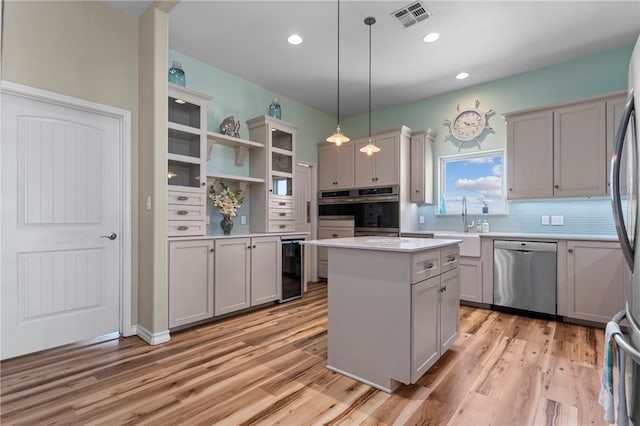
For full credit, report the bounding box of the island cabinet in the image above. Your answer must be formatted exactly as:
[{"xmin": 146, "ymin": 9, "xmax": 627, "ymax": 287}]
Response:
[
  {"xmin": 354, "ymin": 127, "xmax": 410, "ymax": 188},
  {"xmin": 168, "ymin": 239, "xmax": 214, "ymax": 328},
  {"xmin": 305, "ymin": 237, "xmax": 459, "ymax": 393},
  {"xmin": 214, "ymin": 236, "xmax": 282, "ymax": 316},
  {"xmin": 317, "ymin": 141, "xmax": 355, "ymax": 190},
  {"xmin": 565, "ymin": 240, "xmax": 626, "ymax": 323},
  {"xmin": 507, "ymin": 93, "xmax": 623, "ymax": 199}
]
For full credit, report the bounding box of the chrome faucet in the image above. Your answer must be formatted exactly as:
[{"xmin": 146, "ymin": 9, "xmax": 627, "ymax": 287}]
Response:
[{"xmin": 462, "ymin": 196, "xmax": 474, "ymax": 233}]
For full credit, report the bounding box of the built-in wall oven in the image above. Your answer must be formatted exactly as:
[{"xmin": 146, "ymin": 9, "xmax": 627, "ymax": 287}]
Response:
[{"xmin": 318, "ymin": 186, "xmax": 400, "ymax": 237}]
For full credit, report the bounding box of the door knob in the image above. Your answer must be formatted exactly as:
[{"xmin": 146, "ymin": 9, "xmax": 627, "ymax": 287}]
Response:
[{"xmin": 101, "ymin": 232, "xmax": 117, "ymax": 240}]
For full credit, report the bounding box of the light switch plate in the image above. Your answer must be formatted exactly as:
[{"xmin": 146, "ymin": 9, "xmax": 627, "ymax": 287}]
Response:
[
  {"xmin": 241, "ymin": 215, "xmax": 247, "ymax": 225},
  {"xmin": 551, "ymin": 215, "xmax": 564, "ymax": 226},
  {"xmin": 419, "ymin": 216, "xmax": 425, "ymax": 224},
  {"xmin": 206, "ymin": 215, "xmax": 210, "ymax": 225},
  {"xmin": 541, "ymin": 215, "xmax": 550, "ymax": 225},
  {"xmin": 146, "ymin": 196, "xmax": 152, "ymax": 210}
]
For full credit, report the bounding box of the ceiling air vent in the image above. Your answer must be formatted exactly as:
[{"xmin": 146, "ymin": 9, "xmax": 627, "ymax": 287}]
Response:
[{"xmin": 391, "ymin": 2, "xmax": 431, "ymax": 28}]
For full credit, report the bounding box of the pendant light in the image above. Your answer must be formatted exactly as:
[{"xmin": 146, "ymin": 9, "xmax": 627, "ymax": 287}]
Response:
[
  {"xmin": 326, "ymin": 0, "xmax": 350, "ymax": 146},
  {"xmin": 360, "ymin": 16, "xmax": 380, "ymax": 156}
]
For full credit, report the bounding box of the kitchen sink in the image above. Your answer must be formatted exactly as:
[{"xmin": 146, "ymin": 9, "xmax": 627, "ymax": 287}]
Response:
[{"xmin": 432, "ymin": 232, "xmax": 481, "ymax": 257}]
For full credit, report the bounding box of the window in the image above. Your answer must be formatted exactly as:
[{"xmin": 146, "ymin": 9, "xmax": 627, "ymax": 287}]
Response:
[{"xmin": 438, "ymin": 150, "xmax": 506, "ymax": 215}]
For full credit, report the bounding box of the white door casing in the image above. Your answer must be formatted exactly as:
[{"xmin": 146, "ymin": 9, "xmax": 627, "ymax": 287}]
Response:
[{"xmin": 1, "ymin": 81, "xmax": 132, "ymax": 359}]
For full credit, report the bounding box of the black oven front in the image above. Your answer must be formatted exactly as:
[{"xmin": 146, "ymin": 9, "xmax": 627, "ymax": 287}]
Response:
[{"xmin": 318, "ymin": 186, "xmax": 399, "ymax": 236}]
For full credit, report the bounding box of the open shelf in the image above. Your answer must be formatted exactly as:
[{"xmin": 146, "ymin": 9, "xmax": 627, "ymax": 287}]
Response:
[
  {"xmin": 207, "ymin": 173, "xmax": 265, "ymax": 191},
  {"xmin": 207, "ymin": 131, "xmax": 264, "ymax": 166}
]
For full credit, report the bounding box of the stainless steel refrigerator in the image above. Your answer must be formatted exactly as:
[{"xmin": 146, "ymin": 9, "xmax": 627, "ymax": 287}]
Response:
[{"xmin": 611, "ymin": 34, "xmax": 640, "ymax": 425}]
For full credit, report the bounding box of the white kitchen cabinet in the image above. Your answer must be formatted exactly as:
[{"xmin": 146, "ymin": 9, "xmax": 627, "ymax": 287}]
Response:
[
  {"xmin": 439, "ymin": 268, "xmax": 460, "ymax": 354},
  {"xmin": 606, "ymin": 94, "xmax": 628, "ymax": 194},
  {"xmin": 168, "ymin": 239, "xmax": 214, "ymax": 328},
  {"xmin": 318, "ymin": 141, "xmax": 355, "ymax": 190},
  {"xmin": 507, "ymin": 94, "xmax": 619, "ymax": 200},
  {"xmin": 411, "ymin": 275, "xmax": 440, "ymax": 381},
  {"xmin": 409, "ymin": 130, "xmax": 435, "ymax": 204},
  {"xmin": 167, "ymin": 84, "xmax": 212, "ymax": 236},
  {"xmin": 565, "ymin": 240, "xmax": 626, "ymax": 323},
  {"xmin": 214, "ymin": 236, "xmax": 281, "ymax": 315},
  {"xmin": 317, "ymin": 219, "xmax": 354, "ymax": 278},
  {"xmin": 355, "ymin": 129, "xmax": 406, "ymax": 188},
  {"xmin": 507, "ymin": 110, "xmax": 554, "ymax": 199},
  {"xmin": 459, "ymin": 257, "xmax": 483, "ymax": 304},
  {"xmin": 246, "ymin": 115, "xmax": 297, "ymax": 233},
  {"xmin": 553, "ymin": 100, "xmax": 607, "ymax": 197}
]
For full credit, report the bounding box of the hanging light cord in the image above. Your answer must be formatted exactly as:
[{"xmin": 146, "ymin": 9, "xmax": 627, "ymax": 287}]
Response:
[
  {"xmin": 368, "ymin": 17, "xmax": 372, "ymax": 139},
  {"xmin": 336, "ymin": 0, "xmax": 341, "ymax": 125}
]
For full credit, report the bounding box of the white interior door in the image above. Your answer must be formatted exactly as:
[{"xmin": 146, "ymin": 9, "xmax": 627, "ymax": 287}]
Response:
[
  {"xmin": 294, "ymin": 162, "xmax": 317, "ymax": 283},
  {"xmin": 1, "ymin": 85, "xmax": 123, "ymax": 359}
]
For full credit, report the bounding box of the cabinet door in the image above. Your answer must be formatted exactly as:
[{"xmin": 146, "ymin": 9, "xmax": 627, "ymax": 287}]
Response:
[
  {"xmin": 318, "ymin": 143, "xmax": 337, "ymax": 190},
  {"xmin": 334, "ymin": 141, "xmax": 355, "ymax": 189},
  {"xmin": 566, "ymin": 241, "xmax": 626, "ymax": 323},
  {"xmin": 554, "ymin": 100, "xmax": 607, "ymax": 197},
  {"xmin": 507, "ymin": 110, "xmax": 554, "ymax": 199},
  {"xmin": 373, "ymin": 133, "xmax": 400, "ymax": 186},
  {"xmin": 459, "ymin": 257, "xmax": 482, "ymax": 303},
  {"xmin": 317, "ymin": 226, "xmax": 354, "ymax": 278},
  {"xmin": 168, "ymin": 240, "xmax": 214, "ymax": 328},
  {"xmin": 440, "ymin": 268, "xmax": 460, "ymax": 354},
  {"xmin": 410, "ymin": 133, "xmax": 433, "ymax": 204},
  {"xmin": 214, "ymin": 238, "xmax": 251, "ymax": 315},
  {"xmin": 606, "ymin": 94, "xmax": 628, "ymax": 194},
  {"xmin": 411, "ymin": 275, "xmax": 440, "ymax": 383},
  {"xmin": 354, "ymin": 138, "xmax": 376, "ymax": 187},
  {"xmin": 251, "ymin": 236, "xmax": 282, "ymax": 305}
]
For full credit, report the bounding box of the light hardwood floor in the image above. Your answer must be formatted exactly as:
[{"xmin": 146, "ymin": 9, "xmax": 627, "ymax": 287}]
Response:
[{"xmin": 1, "ymin": 282, "xmax": 608, "ymax": 425}]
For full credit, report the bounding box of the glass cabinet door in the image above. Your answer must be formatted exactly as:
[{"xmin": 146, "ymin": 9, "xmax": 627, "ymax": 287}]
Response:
[
  {"xmin": 168, "ymin": 160, "xmax": 202, "ymax": 188},
  {"xmin": 168, "ymin": 96, "xmax": 201, "ymax": 128}
]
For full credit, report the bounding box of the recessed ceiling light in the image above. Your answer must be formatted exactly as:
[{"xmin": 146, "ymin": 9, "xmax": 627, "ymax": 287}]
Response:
[
  {"xmin": 456, "ymin": 72, "xmax": 469, "ymax": 80},
  {"xmin": 423, "ymin": 32, "xmax": 440, "ymax": 43},
  {"xmin": 288, "ymin": 34, "xmax": 303, "ymax": 45}
]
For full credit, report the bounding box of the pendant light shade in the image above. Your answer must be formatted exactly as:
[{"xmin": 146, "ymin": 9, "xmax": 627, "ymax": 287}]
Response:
[
  {"xmin": 360, "ymin": 16, "xmax": 380, "ymax": 156},
  {"xmin": 326, "ymin": 0, "xmax": 349, "ymax": 146}
]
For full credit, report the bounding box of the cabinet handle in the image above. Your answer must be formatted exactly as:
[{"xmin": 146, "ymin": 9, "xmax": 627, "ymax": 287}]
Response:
[
  {"xmin": 210, "ymin": 248, "xmax": 214, "ymax": 252},
  {"xmin": 447, "ymin": 255, "xmax": 456, "ymax": 262},
  {"xmin": 426, "ymin": 262, "xmax": 435, "ymax": 269},
  {"xmin": 279, "ymin": 212, "xmax": 286, "ymax": 216},
  {"xmin": 279, "ymin": 225, "xmax": 286, "ymax": 229},
  {"xmin": 415, "ymin": 189, "xmax": 419, "ymax": 193},
  {"xmin": 177, "ymin": 196, "xmax": 189, "ymax": 201},
  {"xmin": 177, "ymin": 226, "xmax": 189, "ymax": 231},
  {"xmin": 568, "ymin": 248, "xmax": 574, "ymax": 253},
  {"xmin": 440, "ymin": 285, "xmax": 447, "ymax": 292},
  {"xmin": 278, "ymin": 202, "xmax": 286, "ymax": 206},
  {"xmin": 247, "ymin": 245, "xmax": 251, "ymax": 250},
  {"xmin": 253, "ymin": 245, "xmax": 256, "ymax": 249},
  {"xmin": 332, "ymin": 234, "xmax": 339, "ymax": 238},
  {"xmin": 177, "ymin": 210, "xmax": 188, "ymax": 215},
  {"xmin": 554, "ymin": 184, "xmax": 559, "ymax": 189},
  {"xmin": 201, "ymin": 182, "xmax": 206, "ymax": 186}
]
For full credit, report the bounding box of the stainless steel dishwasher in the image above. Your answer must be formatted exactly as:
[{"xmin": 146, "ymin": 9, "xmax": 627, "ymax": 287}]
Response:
[{"xmin": 493, "ymin": 240, "xmax": 557, "ymax": 316}]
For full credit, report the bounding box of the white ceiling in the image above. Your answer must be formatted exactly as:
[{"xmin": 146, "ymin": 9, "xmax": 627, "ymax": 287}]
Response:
[{"xmin": 107, "ymin": 1, "xmax": 640, "ymax": 118}]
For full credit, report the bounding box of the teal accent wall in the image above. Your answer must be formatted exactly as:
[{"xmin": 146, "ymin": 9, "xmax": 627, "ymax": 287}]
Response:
[{"xmin": 173, "ymin": 43, "xmax": 634, "ymax": 236}]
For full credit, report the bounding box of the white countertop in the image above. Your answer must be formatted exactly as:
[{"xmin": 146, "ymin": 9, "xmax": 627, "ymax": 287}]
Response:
[
  {"xmin": 401, "ymin": 231, "xmax": 618, "ymax": 242},
  {"xmin": 168, "ymin": 232, "xmax": 310, "ymax": 241},
  {"xmin": 301, "ymin": 236, "xmax": 460, "ymax": 253}
]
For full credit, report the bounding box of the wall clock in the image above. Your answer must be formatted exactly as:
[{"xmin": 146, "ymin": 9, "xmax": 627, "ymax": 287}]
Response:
[{"xmin": 444, "ymin": 100, "xmax": 495, "ymax": 150}]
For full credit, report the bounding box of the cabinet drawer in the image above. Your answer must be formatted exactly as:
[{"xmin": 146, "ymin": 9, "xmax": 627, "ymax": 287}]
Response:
[
  {"xmin": 168, "ymin": 204, "xmax": 206, "ymax": 221},
  {"xmin": 269, "ymin": 208, "xmax": 294, "ymax": 220},
  {"xmin": 269, "ymin": 197, "xmax": 294, "ymax": 210},
  {"xmin": 268, "ymin": 221, "xmax": 295, "ymax": 233},
  {"xmin": 168, "ymin": 190, "xmax": 207, "ymax": 206},
  {"xmin": 168, "ymin": 220, "xmax": 206, "ymax": 237},
  {"xmin": 440, "ymin": 246, "xmax": 460, "ymax": 273},
  {"xmin": 411, "ymin": 250, "xmax": 440, "ymax": 284}
]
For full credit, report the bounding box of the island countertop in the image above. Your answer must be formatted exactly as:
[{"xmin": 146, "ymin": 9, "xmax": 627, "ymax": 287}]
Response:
[{"xmin": 301, "ymin": 236, "xmax": 461, "ymax": 253}]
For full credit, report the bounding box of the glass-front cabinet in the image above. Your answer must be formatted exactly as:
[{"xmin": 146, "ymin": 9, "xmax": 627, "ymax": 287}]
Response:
[
  {"xmin": 247, "ymin": 115, "xmax": 297, "ymax": 233},
  {"xmin": 167, "ymin": 84, "xmax": 213, "ymax": 237}
]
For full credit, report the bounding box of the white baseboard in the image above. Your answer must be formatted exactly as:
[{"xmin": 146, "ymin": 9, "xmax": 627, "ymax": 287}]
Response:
[
  {"xmin": 136, "ymin": 324, "xmax": 171, "ymax": 345},
  {"xmin": 122, "ymin": 324, "xmax": 137, "ymax": 337}
]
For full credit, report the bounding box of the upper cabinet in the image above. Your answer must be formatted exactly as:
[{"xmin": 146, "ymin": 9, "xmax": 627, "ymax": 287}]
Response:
[
  {"xmin": 318, "ymin": 141, "xmax": 355, "ymax": 190},
  {"xmin": 605, "ymin": 94, "xmax": 628, "ymax": 194},
  {"xmin": 410, "ymin": 130, "xmax": 435, "ymax": 204},
  {"xmin": 507, "ymin": 93, "xmax": 623, "ymax": 199},
  {"xmin": 246, "ymin": 115, "xmax": 297, "ymax": 233},
  {"xmin": 167, "ymin": 84, "xmax": 213, "ymax": 237},
  {"xmin": 354, "ymin": 127, "xmax": 410, "ymax": 188}
]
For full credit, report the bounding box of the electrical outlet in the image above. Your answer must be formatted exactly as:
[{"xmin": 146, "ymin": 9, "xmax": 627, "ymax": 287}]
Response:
[
  {"xmin": 206, "ymin": 215, "xmax": 210, "ymax": 225},
  {"xmin": 241, "ymin": 215, "xmax": 247, "ymax": 225},
  {"xmin": 146, "ymin": 196, "xmax": 152, "ymax": 210},
  {"xmin": 419, "ymin": 216, "xmax": 425, "ymax": 224},
  {"xmin": 541, "ymin": 215, "xmax": 550, "ymax": 225},
  {"xmin": 551, "ymin": 215, "xmax": 564, "ymax": 226}
]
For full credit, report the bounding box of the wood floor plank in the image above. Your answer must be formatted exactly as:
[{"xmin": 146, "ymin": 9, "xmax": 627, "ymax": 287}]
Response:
[{"xmin": 0, "ymin": 283, "xmax": 609, "ymax": 426}]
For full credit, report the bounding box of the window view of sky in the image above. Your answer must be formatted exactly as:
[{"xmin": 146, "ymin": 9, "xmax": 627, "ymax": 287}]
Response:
[{"xmin": 440, "ymin": 152, "xmax": 505, "ymax": 215}]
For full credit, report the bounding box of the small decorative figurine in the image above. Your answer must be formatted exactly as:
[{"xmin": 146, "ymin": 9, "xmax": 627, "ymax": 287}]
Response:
[{"xmin": 219, "ymin": 116, "xmax": 240, "ymax": 138}]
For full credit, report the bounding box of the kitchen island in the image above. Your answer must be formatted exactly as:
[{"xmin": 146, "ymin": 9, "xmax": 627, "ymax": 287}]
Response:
[{"xmin": 301, "ymin": 237, "xmax": 461, "ymax": 393}]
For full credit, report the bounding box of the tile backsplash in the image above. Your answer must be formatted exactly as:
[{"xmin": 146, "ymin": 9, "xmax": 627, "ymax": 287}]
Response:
[{"xmin": 417, "ymin": 197, "xmax": 618, "ymax": 235}]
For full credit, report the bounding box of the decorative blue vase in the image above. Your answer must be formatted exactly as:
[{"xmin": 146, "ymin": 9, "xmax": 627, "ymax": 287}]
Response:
[
  {"xmin": 168, "ymin": 60, "xmax": 186, "ymax": 87},
  {"xmin": 268, "ymin": 99, "xmax": 281, "ymax": 119},
  {"xmin": 220, "ymin": 214, "xmax": 233, "ymax": 235}
]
